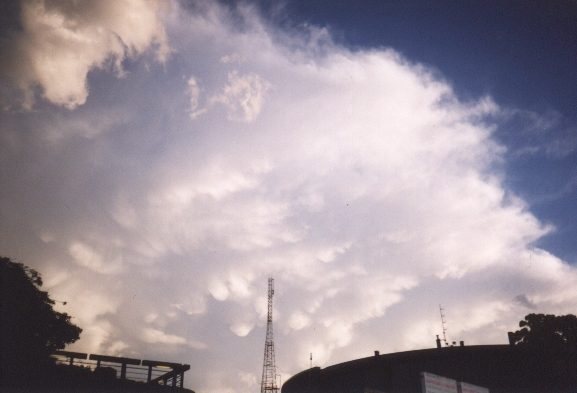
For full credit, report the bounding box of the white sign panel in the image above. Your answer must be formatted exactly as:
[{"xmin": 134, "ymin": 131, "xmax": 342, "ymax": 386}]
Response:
[
  {"xmin": 458, "ymin": 382, "xmax": 489, "ymax": 393},
  {"xmin": 421, "ymin": 372, "xmax": 459, "ymax": 393}
]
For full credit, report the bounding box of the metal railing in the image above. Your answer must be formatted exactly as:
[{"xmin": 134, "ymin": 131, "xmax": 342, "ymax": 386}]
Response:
[{"xmin": 52, "ymin": 350, "xmax": 191, "ymax": 389}]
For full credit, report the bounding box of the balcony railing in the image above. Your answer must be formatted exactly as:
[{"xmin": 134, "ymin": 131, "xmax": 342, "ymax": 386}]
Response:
[{"xmin": 52, "ymin": 350, "xmax": 191, "ymax": 389}]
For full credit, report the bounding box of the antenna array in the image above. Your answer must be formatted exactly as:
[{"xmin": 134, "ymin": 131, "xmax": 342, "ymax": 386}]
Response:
[{"xmin": 439, "ymin": 304, "xmax": 448, "ymax": 346}]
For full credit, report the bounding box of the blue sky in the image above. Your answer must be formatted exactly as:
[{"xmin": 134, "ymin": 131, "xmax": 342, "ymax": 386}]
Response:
[
  {"xmin": 269, "ymin": 0, "xmax": 577, "ymax": 263},
  {"xmin": 0, "ymin": 2, "xmax": 576, "ymax": 393}
]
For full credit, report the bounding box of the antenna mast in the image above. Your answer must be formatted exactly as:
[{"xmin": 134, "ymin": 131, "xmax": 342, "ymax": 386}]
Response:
[
  {"xmin": 439, "ymin": 304, "xmax": 448, "ymax": 346},
  {"xmin": 261, "ymin": 277, "xmax": 278, "ymax": 393}
]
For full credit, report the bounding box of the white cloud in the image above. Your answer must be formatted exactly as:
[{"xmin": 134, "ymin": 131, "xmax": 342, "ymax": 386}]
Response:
[
  {"xmin": 2, "ymin": 0, "xmax": 169, "ymax": 109},
  {"xmin": 141, "ymin": 327, "xmax": 206, "ymax": 349},
  {"xmin": 1, "ymin": 2, "xmax": 577, "ymax": 393},
  {"xmin": 212, "ymin": 71, "xmax": 270, "ymax": 122},
  {"xmin": 142, "ymin": 328, "xmax": 186, "ymax": 345},
  {"xmin": 68, "ymin": 241, "xmax": 123, "ymax": 275},
  {"xmin": 209, "ymin": 280, "xmax": 230, "ymax": 301},
  {"xmin": 288, "ymin": 311, "xmax": 311, "ymax": 330},
  {"xmin": 230, "ymin": 322, "xmax": 254, "ymax": 337},
  {"xmin": 187, "ymin": 76, "xmax": 207, "ymax": 119}
]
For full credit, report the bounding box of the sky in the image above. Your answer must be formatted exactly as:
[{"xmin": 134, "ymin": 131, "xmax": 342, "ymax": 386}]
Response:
[{"xmin": 0, "ymin": 1, "xmax": 576, "ymax": 392}]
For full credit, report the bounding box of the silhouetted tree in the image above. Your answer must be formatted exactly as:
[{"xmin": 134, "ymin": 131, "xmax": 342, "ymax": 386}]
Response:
[
  {"xmin": 509, "ymin": 313, "xmax": 577, "ymax": 350},
  {"xmin": 0, "ymin": 256, "xmax": 82, "ymax": 386}
]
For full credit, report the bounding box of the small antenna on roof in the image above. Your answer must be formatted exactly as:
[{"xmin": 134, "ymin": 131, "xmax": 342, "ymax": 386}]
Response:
[{"xmin": 439, "ymin": 304, "xmax": 449, "ymax": 346}]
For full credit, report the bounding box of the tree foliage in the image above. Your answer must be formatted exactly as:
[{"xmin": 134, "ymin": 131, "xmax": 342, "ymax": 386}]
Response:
[
  {"xmin": 1, "ymin": 256, "xmax": 82, "ymax": 384},
  {"xmin": 509, "ymin": 313, "xmax": 577, "ymax": 350}
]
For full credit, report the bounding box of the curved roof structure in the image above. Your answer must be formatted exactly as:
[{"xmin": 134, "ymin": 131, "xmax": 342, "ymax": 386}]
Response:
[{"xmin": 282, "ymin": 344, "xmax": 577, "ymax": 393}]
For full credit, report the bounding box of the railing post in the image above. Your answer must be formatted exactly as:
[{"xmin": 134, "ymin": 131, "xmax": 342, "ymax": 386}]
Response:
[
  {"xmin": 146, "ymin": 361, "xmax": 190, "ymax": 388},
  {"xmin": 53, "ymin": 351, "xmax": 87, "ymax": 367},
  {"xmin": 121, "ymin": 363, "xmax": 127, "ymax": 380},
  {"xmin": 147, "ymin": 365, "xmax": 153, "ymax": 383}
]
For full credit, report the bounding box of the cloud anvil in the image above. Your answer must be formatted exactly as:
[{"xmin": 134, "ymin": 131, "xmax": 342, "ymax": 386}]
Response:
[{"xmin": 1, "ymin": 1, "xmax": 576, "ymax": 392}]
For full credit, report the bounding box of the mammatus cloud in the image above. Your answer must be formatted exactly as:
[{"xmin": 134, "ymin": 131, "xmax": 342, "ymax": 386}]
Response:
[
  {"xmin": 1, "ymin": 0, "xmax": 169, "ymax": 109},
  {"xmin": 1, "ymin": 2, "xmax": 577, "ymax": 393}
]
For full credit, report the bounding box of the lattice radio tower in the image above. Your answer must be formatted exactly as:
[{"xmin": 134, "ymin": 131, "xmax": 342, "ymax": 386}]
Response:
[{"xmin": 260, "ymin": 277, "xmax": 278, "ymax": 393}]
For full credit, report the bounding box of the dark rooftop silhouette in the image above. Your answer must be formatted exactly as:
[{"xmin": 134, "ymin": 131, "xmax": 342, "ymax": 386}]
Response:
[
  {"xmin": 1, "ymin": 257, "xmax": 194, "ymax": 392},
  {"xmin": 282, "ymin": 341, "xmax": 577, "ymax": 393}
]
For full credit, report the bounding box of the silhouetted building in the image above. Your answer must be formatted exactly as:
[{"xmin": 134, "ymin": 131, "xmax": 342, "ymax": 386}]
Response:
[{"xmin": 282, "ymin": 343, "xmax": 577, "ymax": 393}]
